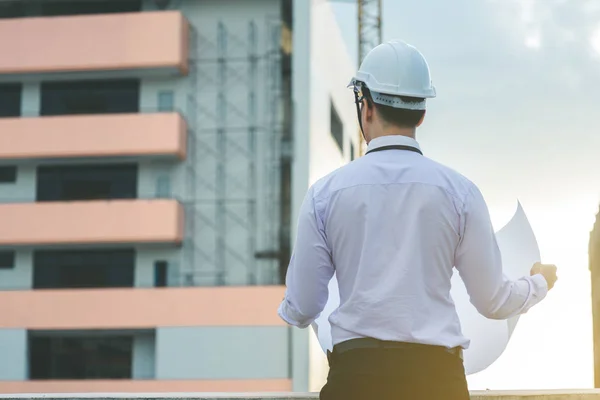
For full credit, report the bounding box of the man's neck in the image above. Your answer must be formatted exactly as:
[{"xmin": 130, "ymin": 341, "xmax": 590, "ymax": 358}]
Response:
[{"xmin": 369, "ymin": 128, "xmax": 416, "ymax": 141}]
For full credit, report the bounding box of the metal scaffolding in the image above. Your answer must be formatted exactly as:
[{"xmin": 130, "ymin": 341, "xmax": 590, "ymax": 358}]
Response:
[
  {"xmin": 180, "ymin": 18, "xmax": 284, "ymax": 287},
  {"xmin": 357, "ymin": 0, "xmax": 382, "ymax": 155}
]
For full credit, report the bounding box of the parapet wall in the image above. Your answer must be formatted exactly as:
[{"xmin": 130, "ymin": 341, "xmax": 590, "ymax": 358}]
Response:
[{"xmin": 2, "ymin": 391, "xmax": 600, "ymax": 400}]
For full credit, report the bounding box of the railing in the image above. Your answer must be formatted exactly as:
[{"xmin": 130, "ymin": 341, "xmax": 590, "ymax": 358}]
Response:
[{"xmin": 2, "ymin": 391, "xmax": 600, "ymax": 400}]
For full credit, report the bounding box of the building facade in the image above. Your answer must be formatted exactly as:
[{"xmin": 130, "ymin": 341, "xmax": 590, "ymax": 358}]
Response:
[
  {"xmin": 0, "ymin": 0, "xmax": 356, "ymax": 394},
  {"xmin": 590, "ymin": 207, "xmax": 600, "ymax": 388}
]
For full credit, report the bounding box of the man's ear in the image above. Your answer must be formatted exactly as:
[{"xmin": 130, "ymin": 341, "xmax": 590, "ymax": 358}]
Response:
[
  {"xmin": 365, "ymin": 99, "xmax": 375, "ymax": 122},
  {"xmin": 416, "ymin": 111, "xmax": 426, "ymax": 127}
]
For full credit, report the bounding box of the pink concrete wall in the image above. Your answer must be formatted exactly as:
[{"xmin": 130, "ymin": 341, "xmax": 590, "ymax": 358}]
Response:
[
  {"xmin": 0, "ymin": 113, "xmax": 187, "ymax": 160},
  {"xmin": 0, "ymin": 287, "xmax": 286, "ymax": 329},
  {"xmin": 0, "ymin": 379, "xmax": 292, "ymax": 393},
  {"xmin": 0, "ymin": 199, "xmax": 183, "ymax": 246},
  {"xmin": 0, "ymin": 11, "xmax": 189, "ymax": 75}
]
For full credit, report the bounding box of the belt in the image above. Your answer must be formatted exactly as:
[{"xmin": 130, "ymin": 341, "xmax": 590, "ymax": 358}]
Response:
[{"xmin": 332, "ymin": 338, "xmax": 463, "ymax": 360}]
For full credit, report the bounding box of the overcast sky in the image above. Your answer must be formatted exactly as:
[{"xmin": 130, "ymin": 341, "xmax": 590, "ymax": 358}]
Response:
[{"xmin": 332, "ymin": 0, "xmax": 600, "ymax": 390}]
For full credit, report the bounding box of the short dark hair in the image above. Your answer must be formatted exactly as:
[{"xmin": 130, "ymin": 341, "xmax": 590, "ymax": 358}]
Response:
[{"xmin": 363, "ymin": 87, "xmax": 425, "ymax": 128}]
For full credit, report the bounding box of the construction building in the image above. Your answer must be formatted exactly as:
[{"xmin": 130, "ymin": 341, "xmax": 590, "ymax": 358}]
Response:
[
  {"xmin": 0, "ymin": 0, "xmax": 357, "ymax": 393},
  {"xmin": 591, "ymin": 207, "xmax": 600, "ymax": 387}
]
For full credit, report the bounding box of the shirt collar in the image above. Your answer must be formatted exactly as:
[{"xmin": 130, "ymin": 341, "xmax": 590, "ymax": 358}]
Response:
[{"xmin": 366, "ymin": 135, "xmax": 421, "ymax": 153}]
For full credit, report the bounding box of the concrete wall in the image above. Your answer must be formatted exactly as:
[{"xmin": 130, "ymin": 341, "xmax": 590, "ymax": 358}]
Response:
[
  {"xmin": 308, "ymin": 1, "xmax": 357, "ymax": 186},
  {"xmin": 0, "ymin": 251, "xmax": 32, "ymax": 290},
  {"xmin": 21, "ymin": 82, "xmax": 40, "ymax": 117},
  {"xmin": 289, "ymin": 0, "xmax": 359, "ymax": 392},
  {"xmin": 0, "ymin": 329, "xmax": 27, "ymax": 381},
  {"xmin": 155, "ymin": 327, "xmax": 289, "ymax": 380},
  {"xmin": 0, "ymin": 165, "xmax": 35, "ymax": 204},
  {"xmin": 132, "ymin": 333, "xmax": 156, "ymax": 380},
  {"xmin": 4, "ymin": 392, "xmax": 600, "ymax": 399}
]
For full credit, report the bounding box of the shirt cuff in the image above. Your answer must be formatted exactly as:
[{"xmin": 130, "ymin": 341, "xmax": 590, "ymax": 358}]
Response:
[
  {"xmin": 278, "ymin": 299, "xmax": 312, "ymax": 329},
  {"xmin": 530, "ymin": 273, "xmax": 549, "ymax": 301},
  {"xmin": 517, "ymin": 273, "xmax": 548, "ymax": 316}
]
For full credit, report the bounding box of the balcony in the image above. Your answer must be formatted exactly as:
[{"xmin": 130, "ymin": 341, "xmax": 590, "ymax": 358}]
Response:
[
  {"xmin": 0, "ymin": 11, "xmax": 189, "ymax": 78},
  {"xmin": 0, "ymin": 286, "xmax": 286, "ymax": 329},
  {"xmin": 0, "ymin": 113, "xmax": 187, "ymax": 161},
  {"xmin": 0, "ymin": 199, "xmax": 183, "ymax": 246}
]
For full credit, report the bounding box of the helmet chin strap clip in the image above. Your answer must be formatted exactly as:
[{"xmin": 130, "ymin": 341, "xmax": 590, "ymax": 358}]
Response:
[{"xmin": 353, "ymin": 82, "xmax": 367, "ymax": 143}]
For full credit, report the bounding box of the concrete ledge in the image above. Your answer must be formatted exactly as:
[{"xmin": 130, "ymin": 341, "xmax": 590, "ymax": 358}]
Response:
[{"xmin": 2, "ymin": 391, "xmax": 600, "ymax": 400}]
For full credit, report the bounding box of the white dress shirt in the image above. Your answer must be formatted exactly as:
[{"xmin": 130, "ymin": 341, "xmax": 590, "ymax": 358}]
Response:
[{"xmin": 278, "ymin": 135, "xmax": 548, "ymax": 349}]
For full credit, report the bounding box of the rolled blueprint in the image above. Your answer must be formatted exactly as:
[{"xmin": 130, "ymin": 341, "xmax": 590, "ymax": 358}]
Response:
[{"xmin": 311, "ymin": 202, "xmax": 540, "ymax": 375}]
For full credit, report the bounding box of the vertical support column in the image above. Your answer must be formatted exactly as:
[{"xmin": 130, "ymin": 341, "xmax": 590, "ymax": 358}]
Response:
[
  {"xmin": 0, "ymin": 329, "xmax": 27, "ymax": 380},
  {"xmin": 0, "ymin": 251, "xmax": 32, "ymax": 291},
  {"xmin": 290, "ymin": 0, "xmax": 311, "ymax": 243},
  {"xmin": 247, "ymin": 21, "xmax": 258, "ymax": 285},
  {"xmin": 289, "ymin": 0, "xmax": 312, "ymax": 387},
  {"xmin": 132, "ymin": 332, "xmax": 156, "ymax": 379},
  {"xmin": 22, "ymin": 82, "xmax": 40, "ymax": 117},
  {"xmin": 216, "ymin": 22, "xmax": 228, "ymax": 286},
  {"xmin": 184, "ymin": 25, "xmax": 199, "ymax": 287},
  {"xmin": 291, "ymin": 328, "xmax": 310, "ymax": 392}
]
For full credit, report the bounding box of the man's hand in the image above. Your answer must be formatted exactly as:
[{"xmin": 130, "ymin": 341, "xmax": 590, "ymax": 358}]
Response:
[{"xmin": 530, "ymin": 262, "xmax": 558, "ymax": 290}]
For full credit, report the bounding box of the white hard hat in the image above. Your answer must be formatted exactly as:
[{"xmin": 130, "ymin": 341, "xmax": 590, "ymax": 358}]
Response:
[{"xmin": 348, "ymin": 40, "xmax": 436, "ymax": 111}]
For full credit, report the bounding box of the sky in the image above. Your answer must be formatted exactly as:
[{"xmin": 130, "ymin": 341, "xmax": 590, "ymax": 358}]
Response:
[{"xmin": 332, "ymin": 0, "xmax": 600, "ymax": 391}]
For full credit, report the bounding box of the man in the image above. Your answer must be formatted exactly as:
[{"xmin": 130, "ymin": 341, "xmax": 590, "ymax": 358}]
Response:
[{"xmin": 278, "ymin": 40, "xmax": 558, "ymax": 400}]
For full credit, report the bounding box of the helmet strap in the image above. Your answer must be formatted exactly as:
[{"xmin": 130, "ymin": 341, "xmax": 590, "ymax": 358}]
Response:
[{"xmin": 354, "ymin": 90, "xmax": 367, "ymax": 143}]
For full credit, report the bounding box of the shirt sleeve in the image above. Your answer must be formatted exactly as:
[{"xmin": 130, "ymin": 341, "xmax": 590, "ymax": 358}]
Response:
[
  {"xmin": 278, "ymin": 186, "xmax": 335, "ymax": 328},
  {"xmin": 454, "ymin": 185, "xmax": 548, "ymax": 320}
]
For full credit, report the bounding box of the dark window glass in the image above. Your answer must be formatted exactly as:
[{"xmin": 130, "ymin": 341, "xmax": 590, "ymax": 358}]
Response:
[
  {"xmin": 0, "ymin": 84, "xmax": 21, "ymax": 117},
  {"xmin": 0, "ymin": 0, "xmax": 141, "ymax": 19},
  {"xmin": 154, "ymin": 261, "xmax": 168, "ymax": 287},
  {"xmin": 33, "ymin": 249, "xmax": 135, "ymax": 289},
  {"xmin": 0, "ymin": 166, "xmax": 16, "ymax": 183},
  {"xmin": 0, "ymin": 251, "xmax": 15, "ymax": 269},
  {"xmin": 36, "ymin": 163, "xmax": 137, "ymax": 202},
  {"xmin": 41, "ymin": 0, "xmax": 141, "ymax": 17},
  {"xmin": 0, "ymin": 1, "xmax": 25, "ymax": 19},
  {"xmin": 330, "ymin": 100, "xmax": 344, "ymax": 152},
  {"xmin": 40, "ymin": 79, "xmax": 139, "ymax": 116},
  {"xmin": 29, "ymin": 332, "xmax": 133, "ymax": 380}
]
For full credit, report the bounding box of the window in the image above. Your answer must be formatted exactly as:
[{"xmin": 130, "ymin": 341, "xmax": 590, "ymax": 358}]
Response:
[
  {"xmin": 37, "ymin": 163, "xmax": 137, "ymax": 202},
  {"xmin": 33, "ymin": 249, "xmax": 135, "ymax": 289},
  {"xmin": 0, "ymin": 1, "xmax": 25, "ymax": 19},
  {"xmin": 154, "ymin": 261, "xmax": 168, "ymax": 287},
  {"xmin": 158, "ymin": 91, "xmax": 174, "ymax": 112},
  {"xmin": 41, "ymin": 0, "xmax": 142, "ymax": 17},
  {"xmin": 0, "ymin": 166, "xmax": 17, "ymax": 183},
  {"xmin": 350, "ymin": 142, "xmax": 355, "ymax": 161},
  {"xmin": 29, "ymin": 331, "xmax": 134, "ymax": 380},
  {"xmin": 0, "ymin": 84, "xmax": 21, "ymax": 117},
  {"xmin": 330, "ymin": 100, "xmax": 344, "ymax": 153},
  {"xmin": 40, "ymin": 79, "xmax": 140, "ymax": 116},
  {"xmin": 0, "ymin": 251, "xmax": 15, "ymax": 269},
  {"xmin": 0, "ymin": 0, "xmax": 142, "ymax": 19}
]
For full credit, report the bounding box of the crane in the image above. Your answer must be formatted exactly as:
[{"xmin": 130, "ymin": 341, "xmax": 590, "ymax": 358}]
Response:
[{"xmin": 328, "ymin": 0, "xmax": 382, "ymax": 155}]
